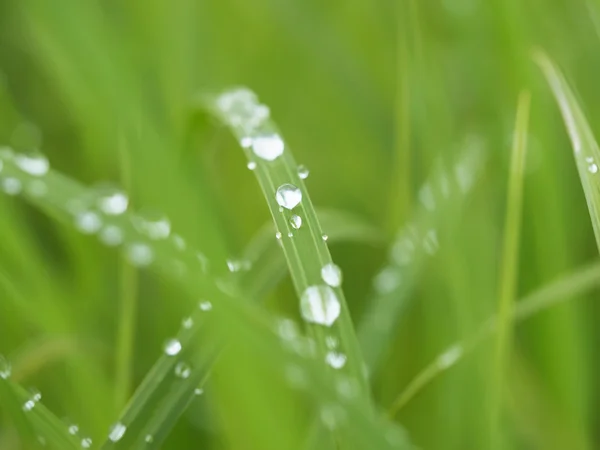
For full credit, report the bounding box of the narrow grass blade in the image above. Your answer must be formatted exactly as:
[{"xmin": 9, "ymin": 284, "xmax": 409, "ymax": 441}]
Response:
[
  {"xmin": 490, "ymin": 90, "xmax": 530, "ymax": 448},
  {"xmin": 203, "ymin": 88, "xmax": 372, "ymax": 406},
  {"xmin": 387, "ymin": 260, "xmax": 600, "ymax": 416},
  {"xmin": 0, "ymin": 375, "xmax": 80, "ymax": 449},
  {"xmin": 359, "ymin": 139, "xmax": 485, "ymax": 370},
  {"xmin": 535, "ymin": 51, "xmax": 600, "ymax": 252}
]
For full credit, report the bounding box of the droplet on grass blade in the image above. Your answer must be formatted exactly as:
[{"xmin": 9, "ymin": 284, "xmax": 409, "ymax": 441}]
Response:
[
  {"xmin": 247, "ymin": 161, "xmax": 257, "ymax": 170},
  {"xmin": 132, "ymin": 210, "xmax": 171, "ymax": 240},
  {"xmin": 99, "ymin": 225, "xmax": 124, "ymax": 247},
  {"xmin": 290, "ymin": 214, "xmax": 302, "ymax": 229},
  {"xmin": 199, "ymin": 300, "xmax": 212, "ymax": 311},
  {"xmin": 321, "ymin": 263, "xmax": 342, "ymax": 287},
  {"xmin": 164, "ymin": 339, "xmax": 182, "ymax": 356},
  {"xmin": 0, "ymin": 355, "xmax": 11, "ymax": 379},
  {"xmin": 275, "ymin": 184, "xmax": 302, "ymax": 210},
  {"xmin": 2, "ymin": 177, "xmax": 22, "ymax": 195},
  {"xmin": 68, "ymin": 424, "xmax": 79, "ymax": 435},
  {"xmin": 182, "ymin": 317, "xmax": 194, "ymax": 329},
  {"xmin": 81, "ymin": 437, "xmax": 92, "ymax": 448},
  {"xmin": 108, "ymin": 422, "xmax": 127, "ymax": 442},
  {"xmin": 297, "ymin": 164, "xmax": 309, "ymax": 179},
  {"xmin": 74, "ymin": 211, "xmax": 102, "ymax": 234},
  {"xmin": 325, "ymin": 351, "xmax": 347, "ymax": 369},
  {"xmin": 14, "ymin": 151, "xmax": 49, "ymax": 176},
  {"xmin": 300, "ymin": 285, "xmax": 341, "ymax": 327},
  {"xmin": 126, "ymin": 242, "xmax": 154, "ymax": 267},
  {"xmin": 174, "ymin": 362, "xmax": 191, "ymax": 379},
  {"xmin": 145, "ymin": 435, "xmax": 154, "ymax": 443},
  {"xmin": 252, "ymin": 134, "xmax": 284, "ymax": 161},
  {"xmin": 96, "ymin": 184, "xmax": 128, "ymax": 215}
]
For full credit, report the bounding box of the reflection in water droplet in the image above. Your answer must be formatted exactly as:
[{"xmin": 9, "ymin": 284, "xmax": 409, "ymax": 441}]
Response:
[
  {"xmin": 325, "ymin": 351, "xmax": 347, "ymax": 369},
  {"xmin": 252, "ymin": 134, "xmax": 284, "ymax": 161},
  {"xmin": 322, "ymin": 234, "xmax": 328, "ymax": 241},
  {"xmin": 14, "ymin": 152, "xmax": 49, "ymax": 176},
  {"xmin": 0, "ymin": 355, "xmax": 11, "ymax": 379},
  {"xmin": 164, "ymin": 339, "xmax": 182, "ymax": 356},
  {"xmin": 321, "ymin": 263, "xmax": 342, "ymax": 287},
  {"xmin": 96, "ymin": 185, "xmax": 128, "ymax": 215},
  {"xmin": 108, "ymin": 422, "xmax": 127, "ymax": 442},
  {"xmin": 297, "ymin": 165, "xmax": 309, "ymax": 179},
  {"xmin": 300, "ymin": 285, "xmax": 341, "ymax": 327},
  {"xmin": 275, "ymin": 184, "xmax": 302, "ymax": 210},
  {"xmin": 287, "ymin": 232, "xmax": 293, "ymax": 238},
  {"xmin": 247, "ymin": 161, "xmax": 257, "ymax": 170},
  {"xmin": 290, "ymin": 215, "xmax": 302, "ymax": 230},
  {"xmin": 23, "ymin": 399, "xmax": 36, "ymax": 412},
  {"xmin": 199, "ymin": 300, "xmax": 212, "ymax": 311},
  {"xmin": 126, "ymin": 242, "xmax": 154, "ymax": 267},
  {"xmin": 2, "ymin": 177, "xmax": 22, "ymax": 195},
  {"xmin": 75, "ymin": 211, "xmax": 102, "ymax": 234},
  {"xmin": 174, "ymin": 362, "xmax": 191, "ymax": 379},
  {"xmin": 99, "ymin": 225, "xmax": 124, "ymax": 247},
  {"xmin": 133, "ymin": 210, "xmax": 171, "ymax": 240}
]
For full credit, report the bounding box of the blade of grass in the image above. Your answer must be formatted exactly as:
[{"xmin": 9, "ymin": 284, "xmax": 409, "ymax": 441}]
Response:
[
  {"xmin": 490, "ymin": 90, "xmax": 530, "ymax": 449},
  {"xmin": 387, "ymin": 260, "xmax": 600, "ymax": 416},
  {"xmin": 203, "ymin": 88, "xmax": 372, "ymax": 407}
]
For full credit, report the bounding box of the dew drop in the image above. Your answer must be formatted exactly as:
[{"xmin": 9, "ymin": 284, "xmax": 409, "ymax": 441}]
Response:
[
  {"xmin": 275, "ymin": 184, "xmax": 302, "ymax": 210},
  {"xmin": 297, "ymin": 164, "xmax": 309, "ymax": 180},
  {"xmin": 2, "ymin": 177, "xmax": 22, "ymax": 195},
  {"xmin": 247, "ymin": 161, "xmax": 257, "ymax": 170},
  {"xmin": 300, "ymin": 285, "xmax": 341, "ymax": 327},
  {"xmin": 322, "ymin": 234, "xmax": 328, "ymax": 241},
  {"xmin": 163, "ymin": 338, "xmax": 182, "ymax": 356},
  {"xmin": 81, "ymin": 437, "xmax": 92, "ymax": 448},
  {"xmin": 96, "ymin": 184, "xmax": 128, "ymax": 215},
  {"xmin": 227, "ymin": 259, "xmax": 250, "ymax": 273},
  {"xmin": 14, "ymin": 151, "xmax": 49, "ymax": 176},
  {"xmin": 174, "ymin": 362, "xmax": 191, "ymax": 379},
  {"xmin": 31, "ymin": 389, "xmax": 42, "ymax": 402},
  {"xmin": 22, "ymin": 388, "xmax": 41, "ymax": 412},
  {"xmin": 133, "ymin": 210, "xmax": 171, "ymax": 240},
  {"xmin": 241, "ymin": 137, "xmax": 253, "ymax": 148},
  {"xmin": 99, "ymin": 225, "xmax": 124, "ymax": 247},
  {"xmin": 75, "ymin": 211, "xmax": 102, "ymax": 234},
  {"xmin": 68, "ymin": 424, "xmax": 79, "ymax": 435},
  {"xmin": 0, "ymin": 355, "xmax": 11, "ymax": 379},
  {"xmin": 586, "ymin": 156, "xmax": 594, "ymax": 163},
  {"xmin": 321, "ymin": 263, "xmax": 342, "ymax": 287},
  {"xmin": 108, "ymin": 422, "xmax": 127, "ymax": 442},
  {"xmin": 126, "ymin": 242, "xmax": 154, "ymax": 267},
  {"xmin": 287, "ymin": 232, "xmax": 294, "ymax": 238},
  {"xmin": 290, "ymin": 215, "xmax": 302, "ymax": 230},
  {"xmin": 589, "ymin": 163, "xmax": 598, "ymax": 174},
  {"xmin": 199, "ymin": 300, "xmax": 212, "ymax": 311},
  {"xmin": 145, "ymin": 435, "xmax": 154, "ymax": 443},
  {"xmin": 22, "ymin": 399, "xmax": 36, "ymax": 412},
  {"xmin": 251, "ymin": 134, "xmax": 284, "ymax": 161},
  {"xmin": 194, "ymin": 388, "xmax": 204, "ymax": 395},
  {"xmin": 182, "ymin": 317, "xmax": 194, "ymax": 329},
  {"xmin": 325, "ymin": 351, "xmax": 347, "ymax": 369},
  {"xmin": 275, "ymin": 232, "xmax": 282, "ymax": 240}
]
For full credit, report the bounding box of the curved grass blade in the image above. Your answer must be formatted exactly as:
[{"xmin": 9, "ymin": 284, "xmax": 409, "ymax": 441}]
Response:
[
  {"xmin": 0, "ymin": 374, "xmax": 80, "ymax": 449},
  {"xmin": 387, "ymin": 260, "xmax": 600, "ymax": 416},
  {"xmin": 490, "ymin": 90, "xmax": 530, "ymax": 448},
  {"xmin": 203, "ymin": 88, "xmax": 372, "ymax": 406},
  {"xmin": 359, "ymin": 138, "xmax": 485, "ymax": 371},
  {"xmin": 534, "ymin": 51, "xmax": 600, "ymax": 251}
]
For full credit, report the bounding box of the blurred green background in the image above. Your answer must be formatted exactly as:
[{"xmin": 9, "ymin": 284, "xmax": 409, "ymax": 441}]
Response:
[{"xmin": 0, "ymin": 0, "xmax": 599, "ymax": 448}]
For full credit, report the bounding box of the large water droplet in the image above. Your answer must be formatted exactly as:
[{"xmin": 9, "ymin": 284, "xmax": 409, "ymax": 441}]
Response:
[
  {"xmin": 108, "ymin": 422, "xmax": 127, "ymax": 442},
  {"xmin": 75, "ymin": 211, "xmax": 102, "ymax": 234},
  {"xmin": 14, "ymin": 151, "xmax": 49, "ymax": 176},
  {"xmin": 325, "ymin": 351, "xmax": 347, "ymax": 369},
  {"xmin": 133, "ymin": 210, "xmax": 171, "ymax": 240},
  {"xmin": 96, "ymin": 184, "xmax": 128, "ymax": 215},
  {"xmin": 297, "ymin": 165, "xmax": 309, "ymax": 179},
  {"xmin": 125, "ymin": 242, "xmax": 154, "ymax": 267},
  {"xmin": 275, "ymin": 184, "xmax": 302, "ymax": 210},
  {"xmin": 164, "ymin": 339, "xmax": 182, "ymax": 356},
  {"xmin": 251, "ymin": 134, "xmax": 284, "ymax": 161},
  {"xmin": 174, "ymin": 362, "xmax": 191, "ymax": 379},
  {"xmin": 589, "ymin": 163, "xmax": 598, "ymax": 174},
  {"xmin": 300, "ymin": 285, "xmax": 341, "ymax": 327},
  {"xmin": 99, "ymin": 225, "xmax": 124, "ymax": 247},
  {"xmin": 81, "ymin": 437, "xmax": 92, "ymax": 448},
  {"xmin": 0, "ymin": 355, "xmax": 11, "ymax": 379},
  {"xmin": 290, "ymin": 215, "xmax": 302, "ymax": 230},
  {"xmin": 321, "ymin": 263, "xmax": 342, "ymax": 287},
  {"xmin": 2, "ymin": 177, "xmax": 22, "ymax": 195}
]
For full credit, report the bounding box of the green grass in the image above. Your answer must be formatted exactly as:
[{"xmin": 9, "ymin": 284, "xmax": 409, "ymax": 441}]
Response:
[{"xmin": 1, "ymin": 1, "xmax": 600, "ymax": 449}]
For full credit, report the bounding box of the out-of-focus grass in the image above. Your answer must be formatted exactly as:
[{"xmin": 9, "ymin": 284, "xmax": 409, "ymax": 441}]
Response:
[{"xmin": 0, "ymin": 0, "xmax": 599, "ymax": 449}]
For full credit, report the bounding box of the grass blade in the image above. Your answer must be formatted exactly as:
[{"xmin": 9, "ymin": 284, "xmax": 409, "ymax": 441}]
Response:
[{"xmin": 490, "ymin": 90, "xmax": 530, "ymax": 448}]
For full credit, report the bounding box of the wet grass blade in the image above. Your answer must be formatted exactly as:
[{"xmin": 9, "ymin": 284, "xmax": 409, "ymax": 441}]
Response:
[{"xmin": 387, "ymin": 260, "xmax": 600, "ymax": 416}]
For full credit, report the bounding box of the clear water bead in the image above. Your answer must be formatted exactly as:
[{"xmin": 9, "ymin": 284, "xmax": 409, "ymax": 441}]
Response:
[
  {"xmin": 75, "ymin": 211, "xmax": 102, "ymax": 234},
  {"xmin": 96, "ymin": 185, "xmax": 128, "ymax": 215},
  {"xmin": 275, "ymin": 231, "xmax": 282, "ymax": 240},
  {"xmin": 325, "ymin": 351, "xmax": 347, "ymax": 369},
  {"xmin": 133, "ymin": 210, "xmax": 171, "ymax": 240},
  {"xmin": 2, "ymin": 177, "xmax": 22, "ymax": 195},
  {"xmin": 126, "ymin": 242, "xmax": 154, "ymax": 267},
  {"xmin": 300, "ymin": 285, "xmax": 341, "ymax": 327},
  {"xmin": 182, "ymin": 317, "xmax": 194, "ymax": 329},
  {"xmin": 322, "ymin": 234, "xmax": 328, "ymax": 241},
  {"xmin": 14, "ymin": 151, "xmax": 49, "ymax": 176},
  {"xmin": 81, "ymin": 437, "xmax": 92, "ymax": 448},
  {"xmin": 251, "ymin": 134, "xmax": 284, "ymax": 161},
  {"xmin": 174, "ymin": 362, "xmax": 191, "ymax": 379},
  {"xmin": 276, "ymin": 184, "xmax": 302, "ymax": 210},
  {"xmin": 589, "ymin": 163, "xmax": 598, "ymax": 174},
  {"xmin": 164, "ymin": 338, "xmax": 182, "ymax": 356},
  {"xmin": 199, "ymin": 300, "xmax": 212, "ymax": 311},
  {"xmin": 297, "ymin": 165, "xmax": 309, "ymax": 179},
  {"xmin": 99, "ymin": 225, "xmax": 124, "ymax": 247},
  {"xmin": 321, "ymin": 263, "xmax": 342, "ymax": 287},
  {"xmin": 68, "ymin": 424, "xmax": 79, "ymax": 435},
  {"xmin": 247, "ymin": 161, "xmax": 257, "ymax": 170},
  {"xmin": 108, "ymin": 422, "xmax": 127, "ymax": 442},
  {"xmin": 290, "ymin": 215, "xmax": 302, "ymax": 230},
  {"xmin": 0, "ymin": 355, "xmax": 11, "ymax": 379}
]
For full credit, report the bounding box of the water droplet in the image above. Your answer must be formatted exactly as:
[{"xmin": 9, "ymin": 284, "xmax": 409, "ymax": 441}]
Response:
[
  {"xmin": 164, "ymin": 338, "xmax": 182, "ymax": 356},
  {"xmin": 423, "ymin": 229, "xmax": 439, "ymax": 255},
  {"xmin": 199, "ymin": 300, "xmax": 212, "ymax": 311},
  {"xmin": 174, "ymin": 362, "xmax": 191, "ymax": 379},
  {"xmin": 325, "ymin": 336, "xmax": 338, "ymax": 349},
  {"xmin": 22, "ymin": 388, "xmax": 41, "ymax": 412},
  {"xmin": 437, "ymin": 344, "xmax": 463, "ymax": 369},
  {"xmin": 275, "ymin": 232, "xmax": 282, "ymax": 240},
  {"xmin": 0, "ymin": 355, "xmax": 11, "ymax": 379},
  {"xmin": 14, "ymin": 151, "xmax": 49, "ymax": 176},
  {"xmin": 241, "ymin": 137, "xmax": 253, "ymax": 148},
  {"xmin": 589, "ymin": 163, "xmax": 598, "ymax": 174},
  {"xmin": 172, "ymin": 234, "xmax": 186, "ymax": 251},
  {"xmin": 586, "ymin": 156, "xmax": 594, "ymax": 163},
  {"xmin": 227, "ymin": 259, "xmax": 250, "ymax": 273},
  {"xmin": 322, "ymin": 234, "xmax": 328, "ymax": 241},
  {"xmin": 247, "ymin": 161, "xmax": 257, "ymax": 170},
  {"xmin": 287, "ymin": 232, "xmax": 294, "ymax": 238},
  {"xmin": 300, "ymin": 285, "xmax": 341, "ymax": 327},
  {"xmin": 182, "ymin": 317, "xmax": 194, "ymax": 329},
  {"xmin": 2, "ymin": 177, "xmax": 22, "ymax": 195},
  {"xmin": 277, "ymin": 319, "xmax": 298, "ymax": 341},
  {"xmin": 96, "ymin": 184, "xmax": 128, "ymax": 215},
  {"xmin": 23, "ymin": 399, "xmax": 36, "ymax": 412},
  {"xmin": 297, "ymin": 165, "xmax": 309, "ymax": 179},
  {"xmin": 275, "ymin": 184, "xmax": 302, "ymax": 210},
  {"xmin": 81, "ymin": 437, "xmax": 92, "ymax": 448},
  {"xmin": 26, "ymin": 179, "xmax": 48, "ymax": 197},
  {"xmin": 68, "ymin": 424, "xmax": 79, "ymax": 435},
  {"xmin": 99, "ymin": 225, "xmax": 124, "ymax": 247},
  {"xmin": 374, "ymin": 266, "xmax": 400, "ymax": 294},
  {"xmin": 108, "ymin": 422, "xmax": 127, "ymax": 442},
  {"xmin": 290, "ymin": 215, "xmax": 302, "ymax": 229},
  {"xmin": 75, "ymin": 211, "xmax": 102, "ymax": 234},
  {"xmin": 194, "ymin": 388, "xmax": 204, "ymax": 395},
  {"xmin": 325, "ymin": 351, "xmax": 347, "ymax": 369},
  {"xmin": 321, "ymin": 263, "xmax": 342, "ymax": 287},
  {"xmin": 133, "ymin": 210, "xmax": 171, "ymax": 240},
  {"xmin": 251, "ymin": 134, "xmax": 284, "ymax": 161},
  {"xmin": 126, "ymin": 242, "xmax": 154, "ymax": 267},
  {"xmin": 31, "ymin": 388, "xmax": 42, "ymax": 402},
  {"xmin": 145, "ymin": 435, "xmax": 154, "ymax": 443}
]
